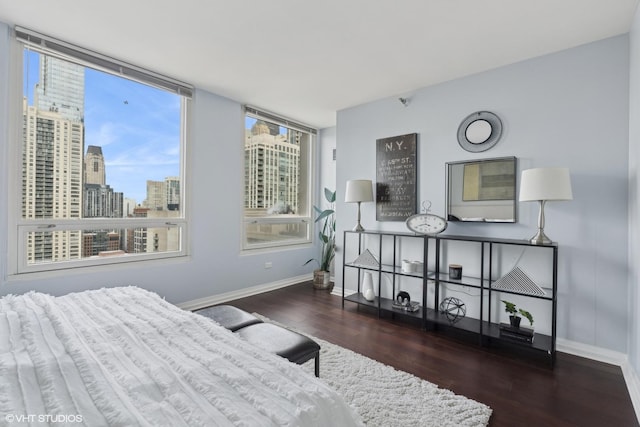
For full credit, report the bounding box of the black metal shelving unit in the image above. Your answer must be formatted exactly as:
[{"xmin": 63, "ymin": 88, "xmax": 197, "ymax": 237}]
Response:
[{"xmin": 342, "ymin": 230, "xmax": 558, "ymax": 366}]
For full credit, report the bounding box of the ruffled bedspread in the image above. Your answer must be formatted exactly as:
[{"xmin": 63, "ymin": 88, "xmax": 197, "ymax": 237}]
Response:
[{"xmin": 0, "ymin": 287, "xmax": 362, "ymax": 426}]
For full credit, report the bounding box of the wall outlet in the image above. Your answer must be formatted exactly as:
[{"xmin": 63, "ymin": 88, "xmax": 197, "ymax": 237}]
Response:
[{"xmin": 264, "ymin": 262, "xmax": 272, "ymax": 269}]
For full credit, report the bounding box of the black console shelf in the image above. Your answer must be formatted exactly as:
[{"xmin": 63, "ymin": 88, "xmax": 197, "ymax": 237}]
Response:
[{"xmin": 342, "ymin": 230, "xmax": 558, "ymax": 366}]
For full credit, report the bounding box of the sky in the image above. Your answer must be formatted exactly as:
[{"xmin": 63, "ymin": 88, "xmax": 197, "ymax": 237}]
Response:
[{"xmin": 24, "ymin": 50, "xmax": 181, "ymax": 205}]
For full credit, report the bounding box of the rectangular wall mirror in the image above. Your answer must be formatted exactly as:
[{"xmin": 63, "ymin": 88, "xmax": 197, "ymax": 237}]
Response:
[{"xmin": 446, "ymin": 156, "xmax": 517, "ymax": 223}]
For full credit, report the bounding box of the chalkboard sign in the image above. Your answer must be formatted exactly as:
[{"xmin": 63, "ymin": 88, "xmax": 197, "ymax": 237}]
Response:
[{"xmin": 376, "ymin": 133, "xmax": 418, "ymax": 221}]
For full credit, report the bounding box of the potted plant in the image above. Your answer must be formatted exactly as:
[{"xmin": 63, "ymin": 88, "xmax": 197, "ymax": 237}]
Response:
[
  {"xmin": 304, "ymin": 188, "xmax": 336, "ymax": 290},
  {"xmin": 501, "ymin": 300, "xmax": 534, "ymax": 328}
]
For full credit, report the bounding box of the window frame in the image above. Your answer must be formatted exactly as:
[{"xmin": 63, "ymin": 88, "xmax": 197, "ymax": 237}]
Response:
[
  {"xmin": 242, "ymin": 106, "xmax": 316, "ymax": 252},
  {"xmin": 8, "ymin": 27, "xmax": 192, "ymax": 275}
]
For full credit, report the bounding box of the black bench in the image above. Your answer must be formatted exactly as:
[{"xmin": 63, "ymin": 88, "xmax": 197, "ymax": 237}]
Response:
[
  {"xmin": 194, "ymin": 304, "xmax": 263, "ymax": 331},
  {"xmin": 195, "ymin": 305, "xmax": 320, "ymax": 377},
  {"xmin": 236, "ymin": 322, "xmax": 320, "ymax": 377}
]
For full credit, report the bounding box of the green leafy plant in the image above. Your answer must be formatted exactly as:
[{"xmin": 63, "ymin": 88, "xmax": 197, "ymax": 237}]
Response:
[
  {"xmin": 501, "ymin": 300, "xmax": 534, "ymax": 326},
  {"xmin": 518, "ymin": 309, "xmax": 534, "ymax": 326},
  {"xmin": 304, "ymin": 188, "xmax": 336, "ymax": 272}
]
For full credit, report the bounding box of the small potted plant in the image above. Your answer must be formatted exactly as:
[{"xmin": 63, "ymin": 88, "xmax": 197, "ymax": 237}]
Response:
[
  {"xmin": 501, "ymin": 300, "xmax": 534, "ymax": 328},
  {"xmin": 304, "ymin": 188, "xmax": 336, "ymax": 290}
]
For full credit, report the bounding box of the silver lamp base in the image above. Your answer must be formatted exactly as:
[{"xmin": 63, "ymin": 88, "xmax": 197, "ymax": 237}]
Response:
[
  {"xmin": 352, "ymin": 201, "xmax": 365, "ymax": 232},
  {"xmin": 529, "ymin": 229, "xmax": 552, "ymax": 245},
  {"xmin": 529, "ymin": 200, "xmax": 553, "ymax": 245}
]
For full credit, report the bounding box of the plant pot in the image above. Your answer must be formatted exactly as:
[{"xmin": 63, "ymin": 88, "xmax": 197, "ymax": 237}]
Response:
[
  {"xmin": 313, "ymin": 270, "xmax": 333, "ymax": 291},
  {"xmin": 509, "ymin": 315, "xmax": 521, "ymax": 328}
]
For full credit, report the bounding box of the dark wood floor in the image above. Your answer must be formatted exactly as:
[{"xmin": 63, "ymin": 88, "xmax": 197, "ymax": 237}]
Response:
[{"xmin": 225, "ymin": 281, "xmax": 638, "ymax": 427}]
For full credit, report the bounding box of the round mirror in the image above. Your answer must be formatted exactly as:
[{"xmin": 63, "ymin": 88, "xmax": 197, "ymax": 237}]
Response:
[
  {"xmin": 465, "ymin": 120, "xmax": 492, "ymax": 144},
  {"xmin": 457, "ymin": 111, "xmax": 503, "ymax": 152}
]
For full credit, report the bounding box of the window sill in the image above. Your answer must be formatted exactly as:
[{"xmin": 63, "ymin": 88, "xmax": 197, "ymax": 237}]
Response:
[{"xmin": 6, "ymin": 254, "xmax": 192, "ymax": 283}]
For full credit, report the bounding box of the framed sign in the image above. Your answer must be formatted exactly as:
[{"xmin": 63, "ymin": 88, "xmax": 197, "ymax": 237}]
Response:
[{"xmin": 376, "ymin": 133, "xmax": 418, "ymax": 221}]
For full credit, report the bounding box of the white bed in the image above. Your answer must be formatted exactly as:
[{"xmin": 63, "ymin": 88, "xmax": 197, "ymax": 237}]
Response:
[{"xmin": 0, "ymin": 286, "xmax": 362, "ymax": 426}]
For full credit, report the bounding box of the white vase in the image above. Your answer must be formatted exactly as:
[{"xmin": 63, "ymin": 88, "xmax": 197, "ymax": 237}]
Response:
[{"xmin": 362, "ymin": 271, "xmax": 375, "ymax": 301}]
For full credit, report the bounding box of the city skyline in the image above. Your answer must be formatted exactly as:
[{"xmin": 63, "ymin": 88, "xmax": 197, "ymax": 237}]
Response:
[{"xmin": 24, "ymin": 50, "xmax": 181, "ymax": 204}]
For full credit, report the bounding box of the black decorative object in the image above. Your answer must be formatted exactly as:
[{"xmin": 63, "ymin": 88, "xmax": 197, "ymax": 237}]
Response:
[
  {"xmin": 393, "ymin": 291, "xmax": 419, "ymax": 312},
  {"xmin": 395, "ymin": 291, "xmax": 411, "ymax": 305},
  {"xmin": 457, "ymin": 111, "xmax": 503, "ymax": 152},
  {"xmin": 439, "ymin": 297, "xmax": 466, "ymax": 322}
]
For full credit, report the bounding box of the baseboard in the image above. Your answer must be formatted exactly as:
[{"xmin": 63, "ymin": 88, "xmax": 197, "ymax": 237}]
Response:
[
  {"xmin": 556, "ymin": 338, "xmax": 628, "ymax": 365},
  {"xmin": 557, "ymin": 338, "xmax": 640, "ymax": 423},
  {"xmin": 177, "ymin": 274, "xmax": 312, "ymax": 311},
  {"xmin": 621, "ymin": 359, "xmax": 640, "ymax": 422},
  {"xmin": 330, "ymin": 285, "xmax": 356, "ymax": 297}
]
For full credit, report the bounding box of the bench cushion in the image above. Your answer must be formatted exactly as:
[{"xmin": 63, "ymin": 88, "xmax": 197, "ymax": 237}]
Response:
[
  {"xmin": 194, "ymin": 305, "xmax": 263, "ymax": 332},
  {"xmin": 236, "ymin": 322, "xmax": 320, "ymax": 375}
]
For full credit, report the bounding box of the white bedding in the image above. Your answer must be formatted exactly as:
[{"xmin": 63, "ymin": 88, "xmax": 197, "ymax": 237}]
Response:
[{"xmin": 0, "ymin": 287, "xmax": 362, "ymax": 426}]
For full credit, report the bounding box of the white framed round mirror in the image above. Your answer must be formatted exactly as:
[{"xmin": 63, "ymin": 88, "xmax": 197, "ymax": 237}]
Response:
[{"xmin": 457, "ymin": 111, "xmax": 503, "ymax": 152}]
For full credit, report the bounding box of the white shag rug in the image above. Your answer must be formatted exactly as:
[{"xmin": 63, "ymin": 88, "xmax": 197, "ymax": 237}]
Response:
[{"xmin": 254, "ymin": 315, "xmax": 492, "ymax": 427}]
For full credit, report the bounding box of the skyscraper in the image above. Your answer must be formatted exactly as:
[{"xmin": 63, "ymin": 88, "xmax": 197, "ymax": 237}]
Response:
[
  {"xmin": 83, "ymin": 145, "xmax": 122, "ymax": 218},
  {"xmin": 244, "ymin": 120, "xmax": 300, "ymax": 213},
  {"xmin": 84, "ymin": 145, "xmax": 106, "ymax": 185},
  {"xmin": 165, "ymin": 176, "xmax": 180, "ymax": 211},
  {"xmin": 145, "ymin": 180, "xmax": 165, "ymax": 210},
  {"xmin": 22, "ymin": 98, "xmax": 83, "ymax": 263},
  {"xmin": 22, "ymin": 54, "xmax": 85, "ymax": 263},
  {"xmin": 144, "ymin": 177, "xmax": 181, "ymax": 211},
  {"xmin": 36, "ymin": 56, "xmax": 84, "ymax": 122}
]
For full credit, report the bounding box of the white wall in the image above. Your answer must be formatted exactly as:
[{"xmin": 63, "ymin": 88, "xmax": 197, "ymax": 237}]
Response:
[
  {"xmin": 319, "ymin": 127, "xmax": 336, "ymax": 194},
  {"xmin": 335, "ymin": 35, "xmax": 630, "ymax": 353},
  {"xmin": 628, "ymin": 7, "xmax": 640, "ymax": 375},
  {"xmin": 0, "ymin": 22, "xmax": 318, "ymax": 304}
]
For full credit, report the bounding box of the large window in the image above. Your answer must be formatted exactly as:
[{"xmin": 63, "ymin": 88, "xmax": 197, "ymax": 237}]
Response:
[
  {"xmin": 243, "ymin": 107, "xmax": 315, "ymax": 250},
  {"xmin": 12, "ymin": 27, "xmax": 192, "ymax": 274}
]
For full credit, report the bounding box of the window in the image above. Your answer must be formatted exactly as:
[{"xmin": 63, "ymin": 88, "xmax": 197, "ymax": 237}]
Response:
[
  {"xmin": 12, "ymin": 27, "xmax": 192, "ymax": 274},
  {"xmin": 242, "ymin": 107, "xmax": 315, "ymax": 250}
]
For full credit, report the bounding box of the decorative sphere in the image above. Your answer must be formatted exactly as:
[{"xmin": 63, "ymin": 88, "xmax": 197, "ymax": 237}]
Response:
[{"xmin": 439, "ymin": 297, "xmax": 466, "ymax": 322}]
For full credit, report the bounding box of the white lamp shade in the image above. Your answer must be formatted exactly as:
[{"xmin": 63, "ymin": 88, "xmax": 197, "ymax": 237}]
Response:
[
  {"xmin": 519, "ymin": 167, "xmax": 573, "ymax": 202},
  {"xmin": 345, "ymin": 180, "xmax": 374, "ymax": 203}
]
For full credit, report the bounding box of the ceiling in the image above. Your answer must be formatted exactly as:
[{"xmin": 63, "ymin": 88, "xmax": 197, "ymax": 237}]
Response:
[{"xmin": 0, "ymin": 1, "xmax": 638, "ymax": 128}]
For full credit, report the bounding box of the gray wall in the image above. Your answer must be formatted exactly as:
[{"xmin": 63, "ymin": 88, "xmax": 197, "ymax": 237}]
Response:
[
  {"xmin": 628, "ymin": 8, "xmax": 640, "ymax": 374},
  {"xmin": 335, "ymin": 35, "xmax": 630, "ymax": 352},
  {"xmin": 0, "ymin": 22, "xmax": 318, "ymax": 304}
]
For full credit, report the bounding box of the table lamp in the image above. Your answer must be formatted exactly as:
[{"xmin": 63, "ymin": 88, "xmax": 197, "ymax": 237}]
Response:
[
  {"xmin": 519, "ymin": 167, "xmax": 573, "ymax": 245},
  {"xmin": 345, "ymin": 179, "xmax": 374, "ymax": 232}
]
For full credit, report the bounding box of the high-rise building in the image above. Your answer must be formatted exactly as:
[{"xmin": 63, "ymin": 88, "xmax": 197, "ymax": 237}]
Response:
[
  {"xmin": 145, "ymin": 180, "xmax": 165, "ymax": 210},
  {"xmin": 22, "ymin": 97, "xmax": 84, "ymax": 263},
  {"xmin": 123, "ymin": 198, "xmax": 137, "ymax": 217},
  {"xmin": 244, "ymin": 120, "xmax": 300, "ymax": 213},
  {"xmin": 36, "ymin": 56, "xmax": 84, "ymax": 122},
  {"xmin": 22, "ymin": 54, "xmax": 85, "ymax": 264},
  {"xmin": 165, "ymin": 176, "xmax": 180, "ymax": 211},
  {"xmin": 144, "ymin": 177, "xmax": 181, "ymax": 211},
  {"xmin": 84, "ymin": 145, "xmax": 106, "ymax": 185},
  {"xmin": 83, "ymin": 145, "xmax": 122, "ymax": 218},
  {"xmin": 84, "ymin": 184, "xmax": 123, "ymax": 218}
]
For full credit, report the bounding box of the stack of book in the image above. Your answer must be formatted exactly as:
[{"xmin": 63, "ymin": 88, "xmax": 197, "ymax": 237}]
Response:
[
  {"xmin": 499, "ymin": 323, "xmax": 534, "ymax": 343},
  {"xmin": 392, "ymin": 300, "xmax": 420, "ymax": 312}
]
